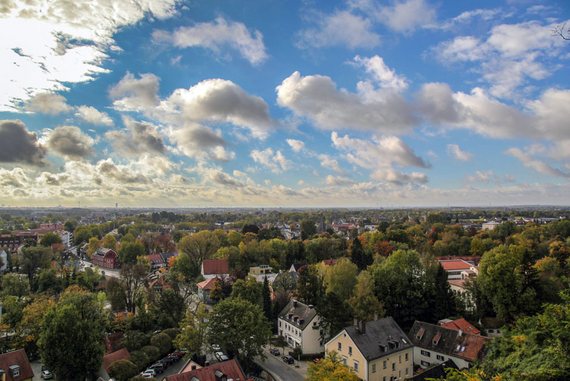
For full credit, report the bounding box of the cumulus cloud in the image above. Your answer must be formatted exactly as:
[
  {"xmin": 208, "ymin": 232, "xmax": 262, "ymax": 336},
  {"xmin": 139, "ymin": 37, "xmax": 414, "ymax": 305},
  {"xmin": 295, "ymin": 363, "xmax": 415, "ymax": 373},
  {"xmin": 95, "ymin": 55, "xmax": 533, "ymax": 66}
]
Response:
[
  {"xmin": 447, "ymin": 144, "xmax": 473, "ymax": 162},
  {"xmin": 331, "ymin": 132, "xmax": 430, "ymax": 169},
  {"xmin": 297, "ymin": 9, "xmax": 381, "ymax": 49},
  {"xmin": 169, "ymin": 123, "xmax": 234, "ymax": 162},
  {"xmin": 96, "ymin": 159, "xmax": 152, "ymax": 184},
  {"xmin": 0, "ymin": 167, "xmax": 29, "ymax": 187},
  {"xmin": 203, "ymin": 169, "xmax": 245, "ymax": 188},
  {"xmin": 352, "ymin": 55, "xmax": 408, "ymax": 92},
  {"xmin": 429, "ymin": 20, "xmax": 568, "ymax": 98},
  {"xmin": 505, "ymin": 147, "xmax": 570, "ymax": 179},
  {"xmin": 276, "ymin": 71, "xmax": 417, "ymax": 133},
  {"xmin": 370, "ymin": 167, "xmax": 428, "ymax": 185},
  {"xmin": 429, "ymin": 8, "xmax": 502, "ymax": 31},
  {"xmin": 37, "ymin": 172, "xmax": 69, "ymax": 186},
  {"xmin": 106, "ymin": 118, "xmax": 166, "ymax": 157},
  {"xmin": 24, "ymin": 93, "xmax": 72, "ymax": 115},
  {"xmin": 153, "ymin": 17, "xmax": 267, "ymax": 65},
  {"xmin": 375, "ymin": 0, "xmax": 437, "ymax": 34},
  {"xmin": 75, "ymin": 106, "xmax": 113, "ymax": 126},
  {"xmin": 46, "ymin": 125, "xmax": 95, "ymax": 160},
  {"xmin": 318, "ymin": 154, "xmax": 346, "ymax": 176},
  {"xmin": 417, "ymin": 83, "xmax": 570, "ymax": 143},
  {"xmin": 325, "ymin": 175, "xmax": 355, "ymax": 186},
  {"xmin": 0, "ymin": 120, "xmax": 47, "ymax": 166},
  {"xmin": 1, "ymin": 0, "xmax": 182, "ymax": 111},
  {"xmin": 250, "ymin": 148, "xmax": 292, "ymax": 173},
  {"xmin": 109, "ymin": 73, "xmax": 161, "ymax": 112},
  {"xmin": 287, "ymin": 139, "xmax": 306, "ymax": 153}
]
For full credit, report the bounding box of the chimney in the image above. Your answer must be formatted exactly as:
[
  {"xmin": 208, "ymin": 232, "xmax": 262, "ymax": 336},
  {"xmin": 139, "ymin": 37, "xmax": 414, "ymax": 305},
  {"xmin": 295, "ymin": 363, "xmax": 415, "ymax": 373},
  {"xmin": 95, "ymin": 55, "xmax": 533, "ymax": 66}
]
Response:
[
  {"xmin": 308, "ymin": 304, "xmax": 314, "ymax": 309},
  {"xmin": 354, "ymin": 319, "xmax": 358, "ymax": 327},
  {"xmin": 458, "ymin": 329, "xmax": 463, "ymax": 337},
  {"xmin": 293, "ymin": 300, "xmax": 298, "ymax": 308},
  {"xmin": 358, "ymin": 321, "xmax": 366, "ymax": 334},
  {"xmin": 374, "ymin": 312, "xmax": 379, "ymax": 321}
]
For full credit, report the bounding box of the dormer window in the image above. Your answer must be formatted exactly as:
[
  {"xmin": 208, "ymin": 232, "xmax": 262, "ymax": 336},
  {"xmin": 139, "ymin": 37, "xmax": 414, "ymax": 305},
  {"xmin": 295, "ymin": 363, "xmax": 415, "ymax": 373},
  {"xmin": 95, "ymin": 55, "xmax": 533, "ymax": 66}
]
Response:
[
  {"xmin": 433, "ymin": 332, "xmax": 442, "ymax": 346},
  {"xmin": 10, "ymin": 365, "xmax": 20, "ymax": 377},
  {"xmin": 416, "ymin": 328, "xmax": 425, "ymax": 340}
]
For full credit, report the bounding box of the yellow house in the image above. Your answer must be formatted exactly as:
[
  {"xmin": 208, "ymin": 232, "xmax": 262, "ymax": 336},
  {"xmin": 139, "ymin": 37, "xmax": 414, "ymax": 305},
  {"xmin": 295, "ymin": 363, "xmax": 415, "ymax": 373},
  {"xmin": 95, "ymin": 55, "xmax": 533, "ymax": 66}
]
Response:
[{"xmin": 325, "ymin": 317, "xmax": 414, "ymax": 381}]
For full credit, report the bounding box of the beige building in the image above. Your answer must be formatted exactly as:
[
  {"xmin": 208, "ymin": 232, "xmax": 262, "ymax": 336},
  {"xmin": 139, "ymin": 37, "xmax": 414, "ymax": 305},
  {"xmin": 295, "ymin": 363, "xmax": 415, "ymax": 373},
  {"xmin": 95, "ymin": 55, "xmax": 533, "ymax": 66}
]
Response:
[{"xmin": 325, "ymin": 317, "xmax": 413, "ymax": 381}]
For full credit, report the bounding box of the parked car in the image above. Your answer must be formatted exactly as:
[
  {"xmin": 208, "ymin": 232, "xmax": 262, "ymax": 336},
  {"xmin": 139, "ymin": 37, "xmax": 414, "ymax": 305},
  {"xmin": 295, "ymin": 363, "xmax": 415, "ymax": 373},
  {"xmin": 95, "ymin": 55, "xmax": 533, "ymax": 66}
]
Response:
[
  {"xmin": 269, "ymin": 348, "xmax": 280, "ymax": 356},
  {"xmin": 140, "ymin": 369, "xmax": 156, "ymax": 378},
  {"xmin": 215, "ymin": 351, "xmax": 229, "ymax": 362},
  {"xmin": 149, "ymin": 363, "xmax": 166, "ymax": 373},
  {"xmin": 312, "ymin": 358, "xmax": 322, "ymax": 364},
  {"xmin": 282, "ymin": 355, "xmax": 294, "ymax": 364},
  {"xmin": 211, "ymin": 343, "xmax": 221, "ymax": 351},
  {"xmin": 41, "ymin": 370, "xmax": 53, "ymax": 379}
]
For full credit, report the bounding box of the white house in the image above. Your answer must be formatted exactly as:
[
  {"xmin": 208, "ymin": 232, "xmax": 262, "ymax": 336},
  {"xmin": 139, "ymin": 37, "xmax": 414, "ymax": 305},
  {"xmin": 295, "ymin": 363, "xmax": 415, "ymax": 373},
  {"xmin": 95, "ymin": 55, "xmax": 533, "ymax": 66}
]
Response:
[
  {"xmin": 278, "ymin": 299, "xmax": 324, "ymax": 355},
  {"xmin": 201, "ymin": 259, "xmax": 229, "ymax": 280}
]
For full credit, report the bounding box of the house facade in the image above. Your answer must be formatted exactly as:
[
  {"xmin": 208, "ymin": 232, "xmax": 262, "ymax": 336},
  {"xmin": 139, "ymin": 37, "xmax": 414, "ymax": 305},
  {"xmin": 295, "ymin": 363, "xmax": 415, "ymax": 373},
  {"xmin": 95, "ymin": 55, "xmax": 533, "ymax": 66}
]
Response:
[
  {"xmin": 278, "ymin": 299, "xmax": 324, "ymax": 355},
  {"xmin": 93, "ymin": 248, "xmax": 119, "ymax": 269},
  {"xmin": 201, "ymin": 259, "xmax": 229, "ymax": 280},
  {"xmin": 408, "ymin": 321, "xmax": 490, "ymax": 370},
  {"xmin": 197, "ymin": 277, "xmax": 218, "ymax": 304},
  {"xmin": 325, "ymin": 317, "xmax": 414, "ymax": 381}
]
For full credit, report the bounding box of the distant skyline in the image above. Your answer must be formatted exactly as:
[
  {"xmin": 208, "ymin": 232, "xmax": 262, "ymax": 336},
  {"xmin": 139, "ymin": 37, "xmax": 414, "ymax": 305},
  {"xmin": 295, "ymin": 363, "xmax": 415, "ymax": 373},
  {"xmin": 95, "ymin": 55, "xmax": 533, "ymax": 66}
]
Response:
[{"xmin": 1, "ymin": 0, "xmax": 570, "ymax": 208}]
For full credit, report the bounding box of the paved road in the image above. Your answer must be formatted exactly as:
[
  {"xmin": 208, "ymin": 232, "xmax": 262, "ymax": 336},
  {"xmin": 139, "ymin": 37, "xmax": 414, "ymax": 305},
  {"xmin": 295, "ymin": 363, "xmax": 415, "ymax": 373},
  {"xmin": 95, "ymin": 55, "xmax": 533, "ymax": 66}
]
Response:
[{"xmin": 255, "ymin": 346, "xmax": 308, "ymax": 381}]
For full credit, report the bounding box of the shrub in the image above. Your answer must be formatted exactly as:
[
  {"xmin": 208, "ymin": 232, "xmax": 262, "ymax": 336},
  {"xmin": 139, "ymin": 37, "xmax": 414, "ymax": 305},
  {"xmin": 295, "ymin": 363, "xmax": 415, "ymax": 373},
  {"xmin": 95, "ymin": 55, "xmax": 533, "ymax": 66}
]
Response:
[
  {"xmin": 109, "ymin": 359, "xmax": 138, "ymax": 381},
  {"xmin": 150, "ymin": 332, "xmax": 172, "ymax": 356},
  {"xmin": 141, "ymin": 345, "xmax": 160, "ymax": 363},
  {"xmin": 129, "ymin": 350, "xmax": 150, "ymax": 372}
]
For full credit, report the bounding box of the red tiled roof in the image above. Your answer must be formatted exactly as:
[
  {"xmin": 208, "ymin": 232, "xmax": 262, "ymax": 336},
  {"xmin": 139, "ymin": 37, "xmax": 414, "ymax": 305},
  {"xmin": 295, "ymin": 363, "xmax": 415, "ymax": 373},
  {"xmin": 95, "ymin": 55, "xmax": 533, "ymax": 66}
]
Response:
[
  {"xmin": 105, "ymin": 332, "xmax": 125, "ymax": 354},
  {"xmin": 202, "ymin": 259, "xmax": 229, "ymax": 275},
  {"xmin": 441, "ymin": 318, "xmax": 480, "ymax": 335},
  {"xmin": 102, "ymin": 348, "xmax": 130, "ymax": 374},
  {"xmin": 197, "ymin": 277, "xmax": 218, "ymax": 290},
  {"xmin": 322, "ymin": 259, "xmax": 339, "ymax": 266},
  {"xmin": 436, "ymin": 256, "xmax": 482, "ymax": 265},
  {"xmin": 0, "ymin": 350, "xmax": 34, "ymax": 381},
  {"xmin": 448, "ymin": 279, "xmax": 468, "ymax": 288},
  {"xmin": 439, "ymin": 260, "xmax": 473, "ymax": 271},
  {"xmin": 165, "ymin": 359, "xmax": 248, "ymax": 381},
  {"xmin": 147, "ymin": 254, "xmax": 165, "ymax": 264}
]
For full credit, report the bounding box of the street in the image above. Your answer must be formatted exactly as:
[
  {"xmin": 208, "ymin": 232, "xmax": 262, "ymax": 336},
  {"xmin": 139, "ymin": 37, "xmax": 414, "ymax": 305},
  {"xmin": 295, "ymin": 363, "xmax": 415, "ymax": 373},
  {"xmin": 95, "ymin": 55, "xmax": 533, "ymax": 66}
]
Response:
[{"xmin": 255, "ymin": 346, "xmax": 308, "ymax": 381}]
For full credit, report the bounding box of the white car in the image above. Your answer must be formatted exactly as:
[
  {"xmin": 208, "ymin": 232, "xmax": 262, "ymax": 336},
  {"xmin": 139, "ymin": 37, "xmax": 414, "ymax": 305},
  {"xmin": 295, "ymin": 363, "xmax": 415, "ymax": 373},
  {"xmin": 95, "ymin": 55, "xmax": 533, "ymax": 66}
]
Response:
[
  {"xmin": 215, "ymin": 351, "xmax": 229, "ymax": 362},
  {"xmin": 41, "ymin": 370, "xmax": 53, "ymax": 379},
  {"xmin": 211, "ymin": 343, "xmax": 221, "ymax": 351},
  {"xmin": 140, "ymin": 369, "xmax": 156, "ymax": 378}
]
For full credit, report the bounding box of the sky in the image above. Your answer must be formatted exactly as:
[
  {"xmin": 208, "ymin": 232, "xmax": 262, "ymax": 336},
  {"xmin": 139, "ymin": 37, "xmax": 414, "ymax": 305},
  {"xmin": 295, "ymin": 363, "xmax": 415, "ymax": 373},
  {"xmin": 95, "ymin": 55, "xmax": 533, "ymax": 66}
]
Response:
[{"xmin": 1, "ymin": 0, "xmax": 570, "ymax": 208}]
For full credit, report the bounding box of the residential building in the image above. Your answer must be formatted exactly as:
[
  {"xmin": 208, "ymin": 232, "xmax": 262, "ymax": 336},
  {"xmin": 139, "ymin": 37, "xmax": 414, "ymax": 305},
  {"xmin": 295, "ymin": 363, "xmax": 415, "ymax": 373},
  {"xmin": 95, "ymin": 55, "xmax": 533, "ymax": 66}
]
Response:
[
  {"xmin": 248, "ymin": 265, "xmax": 278, "ymax": 283},
  {"xmin": 482, "ymin": 221, "xmax": 501, "ymax": 230},
  {"xmin": 325, "ymin": 317, "xmax": 413, "ymax": 381},
  {"xmin": 201, "ymin": 259, "xmax": 229, "ymax": 280},
  {"xmin": 278, "ymin": 299, "xmax": 324, "ymax": 355},
  {"xmin": 92, "ymin": 248, "xmax": 119, "ymax": 269},
  {"xmin": 408, "ymin": 359, "xmax": 459, "ymax": 381},
  {"xmin": 439, "ymin": 318, "xmax": 480, "ymax": 335},
  {"xmin": 408, "ymin": 321, "xmax": 490, "ymax": 370},
  {"xmin": 0, "ymin": 349, "xmax": 34, "ymax": 381},
  {"xmin": 99, "ymin": 348, "xmax": 130, "ymax": 380},
  {"xmin": 164, "ymin": 359, "xmax": 251, "ymax": 381},
  {"xmin": 438, "ymin": 260, "xmax": 477, "ymax": 280},
  {"xmin": 147, "ymin": 254, "xmax": 166, "ymax": 269},
  {"xmin": 197, "ymin": 277, "xmax": 218, "ymax": 304}
]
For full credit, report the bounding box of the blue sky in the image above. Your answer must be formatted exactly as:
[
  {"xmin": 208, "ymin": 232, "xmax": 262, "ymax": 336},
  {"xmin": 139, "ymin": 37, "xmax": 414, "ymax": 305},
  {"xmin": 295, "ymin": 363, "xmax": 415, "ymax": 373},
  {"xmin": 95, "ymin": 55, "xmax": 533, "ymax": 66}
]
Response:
[{"xmin": 1, "ymin": 0, "xmax": 570, "ymax": 207}]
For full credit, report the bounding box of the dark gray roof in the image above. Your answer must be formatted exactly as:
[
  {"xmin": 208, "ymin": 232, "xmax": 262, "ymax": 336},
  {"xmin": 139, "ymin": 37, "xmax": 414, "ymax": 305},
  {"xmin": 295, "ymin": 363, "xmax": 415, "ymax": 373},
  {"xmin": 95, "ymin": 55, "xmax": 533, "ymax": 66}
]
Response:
[
  {"xmin": 408, "ymin": 321, "xmax": 490, "ymax": 362},
  {"xmin": 409, "ymin": 359, "xmax": 459, "ymax": 380},
  {"xmin": 278, "ymin": 300, "xmax": 318, "ymax": 330},
  {"xmin": 93, "ymin": 247, "xmax": 115, "ymax": 259},
  {"xmin": 343, "ymin": 317, "xmax": 412, "ymax": 361}
]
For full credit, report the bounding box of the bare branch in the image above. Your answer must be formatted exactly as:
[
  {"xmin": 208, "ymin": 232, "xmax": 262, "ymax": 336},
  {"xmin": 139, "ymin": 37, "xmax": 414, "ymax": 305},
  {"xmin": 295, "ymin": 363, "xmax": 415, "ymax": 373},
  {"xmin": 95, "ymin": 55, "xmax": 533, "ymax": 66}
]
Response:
[{"xmin": 552, "ymin": 23, "xmax": 570, "ymax": 41}]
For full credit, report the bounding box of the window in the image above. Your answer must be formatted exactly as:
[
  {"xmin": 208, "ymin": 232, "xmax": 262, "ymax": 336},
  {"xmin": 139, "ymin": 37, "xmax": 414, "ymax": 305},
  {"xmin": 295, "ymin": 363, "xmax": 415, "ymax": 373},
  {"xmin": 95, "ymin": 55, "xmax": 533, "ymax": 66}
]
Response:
[
  {"xmin": 342, "ymin": 356, "xmax": 347, "ymax": 366},
  {"xmin": 353, "ymin": 360, "xmax": 359, "ymax": 372},
  {"xmin": 383, "ymin": 377, "xmax": 386, "ymax": 381},
  {"xmin": 348, "ymin": 346, "xmax": 352, "ymax": 355},
  {"xmin": 421, "ymin": 360, "xmax": 431, "ymax": 367},
  {"xmin": 406, "ymin": 368, "xmax": 409, "ymax": 376},
  {"xmin": 405, "ymin": 353, "xmax": 409, "ymax": 361},
  {"xmin": 338, "ymin": 342, "xmax": 342, "ymax": 351},
  {"xmin": 399, "ymin": 355, "xmax": 401, "ymax": 363},
  {"xmin": 420, "ymin": 350, "xmax": 431, "ymax": 357},
  {"xmin": 437, "ymin": 355, "xmax": 445, "ymax": 361},
  {"xmin": 372, "ymin": 364, "xmax": 376, "ymax": 373},
  {"xmin": 392, "ymin": 363, "xmax": 396, "ymax": 371},
  {"xmin": 279, "ymin": 321, "xmax": 281, "ymax": 327},
  {"xmin": 383, "ymin": 360, "xmax": 387, "ymax": 369},
  {"xmin": 12, "ymin": 368, "xmax": 19, "ymax": 377}
]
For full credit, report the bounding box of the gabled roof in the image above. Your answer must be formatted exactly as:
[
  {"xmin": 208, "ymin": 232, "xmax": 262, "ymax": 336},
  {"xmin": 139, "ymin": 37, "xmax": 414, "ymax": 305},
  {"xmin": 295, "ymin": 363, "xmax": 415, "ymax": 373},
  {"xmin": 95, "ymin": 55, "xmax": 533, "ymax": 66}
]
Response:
[
  {"xmin": 0, "ymin": 349, "xmax": 34, "ymax": 381},
  {"xmin": 93, "ymin": 248, "xmax": 117, "ymax": 259},
  {"xmin": 322, "ymin": 259, "xmax": 339, "ymax": 266},
  {"xmin": 408, "ymin": 321, "xmax": 490, "ymax": 363},
  {"xmin": 438, "ymin": 260, "xmax": 473, "ymax": 271},
  {"xmin": 409, "ymin": 359, "xmax": 459, "ymax": 380},
  {"xmin": 165, "ymin": 359, "xmax": 249, "ymax": 381},
  {"xmin": 201, "ymin": 259, "xmax": 229, "ymax": 275},
  {"xmin": 441, "ymin": 318, "xmax": 480, "ymax": 335},
  {"xmin": 278, "ymin": 300, "xmax": 318, "ymax": 330},
  {"xmin": 330, "ymin": 317, "xmax": 412, "ymax": 362},
  {"xmin": 197, "ymin": 277, "xmax": 218, "ymax": 291},
  {"xmin": 147, "ymin": 254, "xmax": 165, "ymax": 264},
  {"xmin": 101, "ymin": 348, "xmax": 130, "ymax": 374},
  {"xmin": 290, "ymin": 263, "xmax": 308, "ymax": 272}
]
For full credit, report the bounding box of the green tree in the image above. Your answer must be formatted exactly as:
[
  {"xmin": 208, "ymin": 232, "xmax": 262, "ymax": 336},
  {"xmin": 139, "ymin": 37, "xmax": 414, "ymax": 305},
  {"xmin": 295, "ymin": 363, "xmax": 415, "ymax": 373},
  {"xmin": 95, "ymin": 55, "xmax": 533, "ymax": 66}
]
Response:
[
  {"xmin": 87, "ymin": 236, "xmax": 101, "ymax": 258},
  {"xmin": 38, "ymin": 289, "xmax": 106, "ymax": 381},
  {"xmin": 230, "ymin": 276, "xmax": 263, "ymax": 306},
  {"xmin": 150, "ymin": 332, "xmax": 172, "ymax": 357},
  {"xmin": 39, "ymin": 232, "xmax": 62, "ymax": 247},
  {"xmin": 174, "ymin": 305, "xmax": 210, "ymax": 356},
  {"xmin": 20, "ymin": 245, "xmax": 53, "ymax": 289},
  {"xmin": 177, "ymin": 231, "xmax": 221, "ymax": 278},
  {"xmin": 348, "ymin": 271, "xmax": 384, "ymax": 322},
  {"xmin": 141, "ymin": 345, "xmax": 160, "ymax": 363},
  {"xmin": 107, "ymin": 264, "xmax": 147, "ymax": 314},
  {"xmin": 208, "ymin": 297, "xmax": 271, "ymax": 363},
  {"xmin": 301, "ymin": 219, "xmax": 317, "ymax": 240},
  {"xmin": 295, "ymin": 264, "xmax": 324, "ymax": 306},
  {"xmin": 422, "ymin": 262, "xmax": 457, "ymax": 323},
  {"xmin": 323, "ymin": 258, "xmax": 358, "ymax": 303},
  {"xmin": 109, "ymin": 359, "xmax": 138, "ymax": 381},
  {"xmin": 63, "ymin": 221, "xmax": 77, "ymax": 233},
  {"xmin": 129, "ymin": 350, "xmax": 150, "ymax": 372},
  {"xmin": 1, "ymin": 273, "xmax": 30, "ymax": 298},
  {"xmin": 118, "ymin": 241, "xmax": 145, "ymax": 264},
  {"xmin": 349, "ymin": 237, "xmax": 370, "ymax": 271},
  {"xmin": 102, "ymin": 234, "xmax": 117, "ymax": 250},
  {"xmin": 306, "ymin": 350, "xmax": 359, "ymax": 381},
  {"xmin": 73, "ymin": 225, "xmax": 92, "ymax": 245}
]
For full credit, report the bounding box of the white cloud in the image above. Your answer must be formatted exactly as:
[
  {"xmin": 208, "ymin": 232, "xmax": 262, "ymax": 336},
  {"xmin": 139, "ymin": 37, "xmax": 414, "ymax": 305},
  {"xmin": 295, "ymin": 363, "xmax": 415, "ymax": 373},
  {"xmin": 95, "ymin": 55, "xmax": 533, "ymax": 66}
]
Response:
[
  {"xmin": 325, "ymin": 175, "xmax": 355, "ymax": 186},
  {"xmin": 431, "ymin": 8, "xmax": 503, "ymax": 31},
  {"xmin": 153, "ymin": 16, "xmax": 267, "ymax": 65},
  {"xmin": 0, "ymin": 0, "xmax": 182, "ymax": 111},
  {"xmin": 106, "ymin": 118, "xmax": 166, "ymax": 157},
  {"xmin": 169, "ymin": 124, "xmax": 231, "ymax": 162},
  {"xmin": 109, "ymin": 72, "xmax": 161, "ymax": 112},
  {"xmin": 46, "ymin": 126, "xmax": 96, "ymax": 160},
  {"xmin": 370, "ymin": 168, "xmax": 428, "ymax": 185},
  {"xmin": 376, "ymin": 0, "xmax": 437, "ymax": 34},
  {"xmin": 297, "ymin": 9, "xmax": 381, "ymax": 49},
  {"xmin": 318, "ymin": 154, "xmax": 346, "ymax": 176},
  {"xmin": 0, "ymin": 167, "xmax": 30, "ymax": 188},
  {"xmin": 250, "ymin": 148, "xmax": 292, "ymax": 173},
  {"xmin": 505, "ymin": 147, "xmax": 570, "ymax": 180},
  {"xmin": 276, "ymin": 71, "xmax": 417, "ymax": 133},
  {"xmin": 352, "ymin": 55, "xmax": 408, "ymax": 92},
  {"xmin": 24, "ymin": 93, "xmax": 72, "ymax": 115},
  {"xmin": 447, "ymin": 144, "xmax": 473, "ymax": 162},
  {"xmin": 75, "ymin": 106, "xmax": 113, "ymax": 126},
  {"xmin": 287, "ymin": 139, "xmax": 306, "ymax": 153}
]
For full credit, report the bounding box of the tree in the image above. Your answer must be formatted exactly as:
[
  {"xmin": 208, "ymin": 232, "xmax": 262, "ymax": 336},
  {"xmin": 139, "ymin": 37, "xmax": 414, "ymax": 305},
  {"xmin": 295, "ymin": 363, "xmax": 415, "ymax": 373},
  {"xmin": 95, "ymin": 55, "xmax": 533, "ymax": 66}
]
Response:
[
  {"xmin": 20, "ymin": 245, "xmax": 53, "ymax": 289},
  {"xmin": 177, "ymin": 231, "xmax": 221, "ymax": 278},
  {"xmin": 422, "ymin": 263, "xmax": 457, "ymax": 323},
  {"xmin": 39, "ymin": 232, "xmax": 62, "ymax": 247},
  {"xmin": 306, "ymin": 350, "xmax": 359, "ymax": 381},
  {"xmin": 174, "ymin": 305, "xmax": 210, "ymax": 356},
  {"xmin": 323, "ymin": 258, "xmax": 358, "ymax": 303},
  {"xmin": 295, "ymin": 264, "xmax": 324, "ymax": 307},
  {"xmin": 87, "ymin": 236, "xmax": 101, "ymax": 258},
  {"xmin": 73, "ymin": 225, "xmax": 92, "ymax": 245},
  {"xmin": 348, "ymin": 271, "xmax": 384, "ymax": 322},
  {"xmin": 316, "ymin": 292, "xmax": 353, "ymax": 342},
  {"xmin": 38, "ymin": 289, "xmax": 106, "ymax": 381},
  {"xmin": 129, "ymin": 350, "xmax": 150, "ymax": 372},
  {"xmin": 553, "ymin": 23, "xmax": 570, "ymax": 41},
  {"xmin": 141, "ymin": 345, "xmax": 161, "ymax": 363},
  {"xmin": 301, "ymin": 220, "xmax": 317, "ymax": 240},
  {"xmin": 118, "ymin": 241, "xmax": 145, "ymax": 265},
  {"xmin": 102, "ymin": 234, "xmax": 117, "ymax": 250},
  {"xmin": 154, "ymin": 288, "xmax": 186, "ymax": 329},
  {"xmin": 262, "ymin": 277, "xmax": 273, "ymax": 321},
  {"xmin": 14, "ymin": 295, "xmax": 56, "ymax": 358},
  {"xmin": 208, "ymin": 297, "xmax": 271, "ymax": 363},
  {"xmin": 63, "ymin": 221, "xmax": 76, "ymax": 233},
  {"xmin": 230, "ymin": 276, "xmax": 263, "ymax": 306},
  {"xmin": 150, "ymin": 333, "xmax": 172, "ymax": 357},
  {"xmin": 109, "ymin": 359, "xmax": 138, "ymax": 381},
  {"xmin": 1, "ymin": 273, "xmax": 30, "ymax": 298},
  {"xmin": 349, "ymin": 237, "xmax": 371, "ymax": 271}
]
